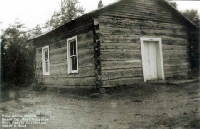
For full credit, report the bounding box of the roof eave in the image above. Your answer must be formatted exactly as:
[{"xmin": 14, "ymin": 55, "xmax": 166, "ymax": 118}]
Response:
[
  {"xmin": 162, "ymin": 0, "xmax": 198, "ymax": 29},
  {"xmin": 31, "ymin": 0, "xmax": 198, "ymax": 42}
]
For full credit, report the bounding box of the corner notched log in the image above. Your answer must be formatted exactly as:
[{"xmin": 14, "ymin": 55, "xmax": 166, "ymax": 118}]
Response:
[{"xmin": 93, "ymin": 18, "xmax": 102, "ymax": 88}]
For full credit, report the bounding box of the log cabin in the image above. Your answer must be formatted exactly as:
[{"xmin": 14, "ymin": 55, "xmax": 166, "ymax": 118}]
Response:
[{"xmin": 32, "ymin": 0, "xmax": 198, "ymax": 88}]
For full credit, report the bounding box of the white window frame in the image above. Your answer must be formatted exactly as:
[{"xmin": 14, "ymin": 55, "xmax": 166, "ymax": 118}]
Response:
[
  {"xmin": 67, "ymin": 36, "xmax": 78, "ymax": 74},
  {"xmin": 140, "ymin": 37, "xmax": 164, "ymax": 82},
  {"xmin": 42, "ymin": 45, "xmax": 50, "ymax": 75}
]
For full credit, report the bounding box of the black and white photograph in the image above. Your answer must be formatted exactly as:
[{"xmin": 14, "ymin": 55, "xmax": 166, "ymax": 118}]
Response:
[{"xmin": 0, "ymin": 0, "xmax": 199, "ymax": 128}]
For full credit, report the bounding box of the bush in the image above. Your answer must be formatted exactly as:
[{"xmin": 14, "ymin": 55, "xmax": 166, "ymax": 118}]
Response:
[{"xmin": 1, "ymin": 23, "xmax": 34, "ymax": 87}]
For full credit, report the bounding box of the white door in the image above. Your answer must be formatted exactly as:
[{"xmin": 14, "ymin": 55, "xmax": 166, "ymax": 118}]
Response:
[
  {"xmin": 141, "ymin": 38, "xmax": 164, "ymax": 82},
  {"xmin": 143, "ymin": 41, "xmax": 158, "ymax": 80}
]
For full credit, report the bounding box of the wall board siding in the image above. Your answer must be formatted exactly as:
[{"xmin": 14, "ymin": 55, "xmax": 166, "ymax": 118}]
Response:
[
  {"xmin": 98, "ymin": 0, "xmax": 190, "ymax": 87},
  {"xmin": 100, "ymin": 0, "xmax": 188, "ymax": 25},
  {"xmin": 102, "ymin": 77, "xmax": 144, "ymax": 87},
  {"xmin": 35, "ymin": 30, "xmax": 95, "ymax": 87},
  {"xmin": 101, "ymin": 61, "xmax": 142, "ymax": 70},
  {"xmin": 99, "ymin": 35, "xmax": 188, "ymax": 46},
  {"xmin": 102, "ymin": 68, "xmax": 143, "ymax": 81},
  {"xmin": 34, "ymin": 0, "xmax": 194, "ymax": 88},
  {"xmin": 42, "ymin": 77, "xmax": 96, "ymax": 86}
]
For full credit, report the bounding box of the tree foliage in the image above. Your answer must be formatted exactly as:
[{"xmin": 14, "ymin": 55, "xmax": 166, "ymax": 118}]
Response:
[
  {"xmin": 166, "ymin": 0, "xmax": 199, "ymax": 26},
  {"xmin": 182, "ymin": 9, "xmax": 199, "ymax": 26},
  {"xmin": 165, "ymin": 0, "xmax": 177, "ymax": 9},
  {"xmin": 1, "ymin": 21, "xmax": 34, "ymax": 86},
  {"xmin": 169, "ymin": 2, "xmax": 177, "ymax": 9},
  {"xmin": 45, "ymin": 0, "xmax": 85, "ymax": 30},
  {"xmin": 27, "ymin": 24, "xmax": 43, "ymax": 39}
]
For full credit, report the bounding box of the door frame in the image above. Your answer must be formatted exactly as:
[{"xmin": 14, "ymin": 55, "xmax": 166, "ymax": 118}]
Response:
[{"xmin": 140, "ymin": 37, "xmax": 164, "ymax": 82}]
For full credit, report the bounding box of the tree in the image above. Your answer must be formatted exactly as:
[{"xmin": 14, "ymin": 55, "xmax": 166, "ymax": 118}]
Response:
[
  {"xmin": 182, "ymin": 9, "xmax": 199, "ymax": 26},
  {"xmin": 181, "ymin": 9, "xmax": 199, "ymax": 74},
  {"xmin": 169, "ymin": 2, "xmax": 177, "ymax": 9},
  {"xmin": 45, "ymin": 0, "xmax": 85, "ymax": 30},
  {"xmin": 165, "ymin": 0, "xmax": 177, "ymax": 9},
  {"xmin": 1, "ymin": 20, "xmax": 34, "ymax": 86},
  {"xmin": 165, "ymin": 0, "xmax": 199, "ymax": 26},
  {"xmin": 27, "ymin": 24, "xmax": 43, "ymax": 39}
]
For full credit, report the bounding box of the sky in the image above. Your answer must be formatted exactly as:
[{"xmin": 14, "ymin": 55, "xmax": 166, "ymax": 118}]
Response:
[{"xmin": 0, "ymin": 0, "xmax": 199, "ymax": 33}]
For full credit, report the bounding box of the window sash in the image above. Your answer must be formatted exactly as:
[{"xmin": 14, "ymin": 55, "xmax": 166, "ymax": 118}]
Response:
[
  {"xmin": 70, "ymin": 56, "xmax": 77, "ymax": 71},
  {"xmin": 45, "ymin": 49, "xmax": 48, "ymax": 61},
  {"xmin": 67, "ymin": 36, "xmax": 78, "ymax": 74},
  {"xmin": 42, "ymin": 46, "xmax": 50, "ymax": 75},
  {"xmin": 70, "ymin": 40, "xmax": 76, "ymax": 56}
]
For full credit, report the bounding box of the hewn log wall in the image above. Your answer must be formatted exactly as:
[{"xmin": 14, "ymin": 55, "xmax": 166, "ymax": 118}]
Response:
[
  {"xmin": 98, "ymin": 0, "xmax": 191, "ymax": 87},
  {"xmin": 34, "ymin": 22, "xmax": 96, "ymax": 87},
  {"xmin": 33, "ymin": 0, "xmax": 195, "ymax": 88}
]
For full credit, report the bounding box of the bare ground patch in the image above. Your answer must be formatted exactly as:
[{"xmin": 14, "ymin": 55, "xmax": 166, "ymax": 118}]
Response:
[{"xmin": 0, "ymin": 82, "xmax": 199, "ymax": 129}]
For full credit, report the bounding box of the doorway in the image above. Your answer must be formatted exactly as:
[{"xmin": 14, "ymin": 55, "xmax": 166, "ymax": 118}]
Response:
[{"xmin": 140, "ymin": 38, "xmax": 164, "ymax": 82}]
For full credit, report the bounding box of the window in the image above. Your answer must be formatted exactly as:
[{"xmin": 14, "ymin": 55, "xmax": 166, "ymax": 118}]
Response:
[
  {"xmin": 42, "ymin": 45, "xmax": 50, "ymax": 75},
  {"xmin": 67, "ymin": 36, "xmax": 78, "ymax": 74}
]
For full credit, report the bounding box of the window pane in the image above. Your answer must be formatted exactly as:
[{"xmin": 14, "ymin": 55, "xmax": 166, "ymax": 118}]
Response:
[
  {"xmin": 70, "ymin": 40, "xmax": 76, "ymax": 56},
  {"xmin": 70, "ymin": 41, "xmax": 74, "ymax": 56},
  {"xmin": 46, "ymin": 62, "xmax": 48, "ymax": 72},
  {"xmin": 45, "ymin": 49, "xmax": 48, "ymax": 61},
  {"xmin": 72, "ymin": 56, "xmax": 77, "ymax": 70},
  {"xmin": 73, "ymin": 41, "xmax": 76, "ymax": 55}
]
